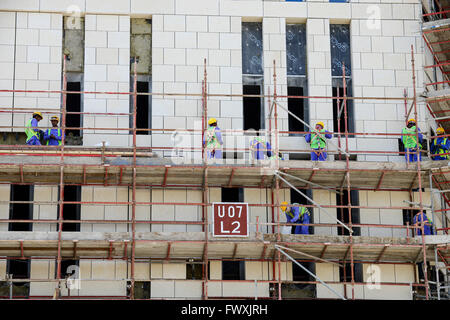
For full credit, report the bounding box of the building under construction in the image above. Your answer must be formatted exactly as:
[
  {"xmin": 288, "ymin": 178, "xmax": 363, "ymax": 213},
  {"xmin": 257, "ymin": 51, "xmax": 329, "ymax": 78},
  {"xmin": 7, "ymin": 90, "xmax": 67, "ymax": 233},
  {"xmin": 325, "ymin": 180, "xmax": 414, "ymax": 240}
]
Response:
[{"xmin": 0, "ymin": 0, "xmax": 448, "ymax": 300}]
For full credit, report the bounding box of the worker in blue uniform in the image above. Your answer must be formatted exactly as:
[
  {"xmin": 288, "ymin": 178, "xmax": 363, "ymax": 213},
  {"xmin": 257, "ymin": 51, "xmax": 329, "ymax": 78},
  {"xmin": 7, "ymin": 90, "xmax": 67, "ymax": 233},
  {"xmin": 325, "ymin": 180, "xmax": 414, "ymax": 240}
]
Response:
[
  {"xmin": 305, "ymin": 121, "xmax": 333, "ymax": 161},
  {"xmin": 44, "ymin": 116, "xmax": 64, "ymax": 146},
  {"xmin": 430, "ymin": 127, "xmax": 450, "ymax": 161},
  {"xmin": 401, "ymin": 118, "xmax": 423, "ymax": 163},
  {"xmin": 25, "ymin": 112, "xmax": 44, "ymax": 145},
  {"xmin": 250, "ymin": 136, "xmax": 273, "ymax": 160},
  {"xmin": 413, "ymin": 211, "xmax": 434, "ymax": 236},
  {"xmin": 280, "ymin": 201, "xmax": 311, "ymax": 234}
]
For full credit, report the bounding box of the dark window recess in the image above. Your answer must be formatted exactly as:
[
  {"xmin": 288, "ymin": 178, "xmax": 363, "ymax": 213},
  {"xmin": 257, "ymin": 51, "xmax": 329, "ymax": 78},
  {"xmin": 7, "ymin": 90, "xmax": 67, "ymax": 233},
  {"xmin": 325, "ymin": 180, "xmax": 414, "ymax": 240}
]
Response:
[
  {"xmin": 288, "ymin": 87, "xmax": 306, "ymax": 135},
  {"xmin": 66, "ymin": 82, "xmax": 81, "ymax": 137},
  {"xmin": 286, "ymin": 24, "xmax": 306, "ymax": 76},
  {"xmin": 282, "ymin": 261, "xmax": 316, "ymax": 299},
  {"xmin": 290, "ymin": 189, "xmax": 313, "ymax": 235},
  {"xmin": 336, "ymin": 190, "xmax": 360, "ymax": 236},
  {"xmin": 243, "ymin": 85, "xmax": 262, "ymax": 132},
  {"xmin": 242, "ymin": 22, "xmax": 263, "ymax": 75},
  {"xmin": 222, "ymin": 261, "xmax": 245, "ymax": 280},
  {"xmin": 339, "ymin": 263, "xmax": 363, "ymax": 283},
  {"xmin": 332, "ymin": 84, "xmax": 354, "ymax": 136},
  {"xmin": 127, "ymin": 281, "xmax": 151, "ymax": 299},
  {"xmin": 136, "ymin": 81, "xmax": 151, "ymax": 135},
  {"xmin": 58, "ymin": 259, "xmax": 79, "ymax": 278},
  {"xmin": 9, "ymin": 185, "xmax": 33, "ymax": 231},
  {"xmin": 0, "ymin": 259, "xmax": 31, "ymax": 298},
  {"xmin": 221, "ymin": 187, "xmax": 244, "ymax": 203},
  {"xmin": 58, "ymin": 185, "xmax": 81, "ymax": 232},
  {"xmin": 186, "ymin": 262, "xmax": 203, "ymax": 280}
]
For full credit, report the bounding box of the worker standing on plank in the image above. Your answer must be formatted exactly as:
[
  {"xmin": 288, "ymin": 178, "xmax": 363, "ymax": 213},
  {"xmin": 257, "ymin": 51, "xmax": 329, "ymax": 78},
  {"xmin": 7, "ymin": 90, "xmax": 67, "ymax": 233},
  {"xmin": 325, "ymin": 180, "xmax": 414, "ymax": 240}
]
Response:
[
  {"xmin": 250, "ymin": 135, "xmax": 273, "ymax": 160},
  {"xmin": 430, "ymin": 127, "xmax": 450, "ymax": 161},
  {"xmin": 25, "ymin": 112, "xmax": 44, "ymax": 145},
  {"xmin": 280, "ymin": 201, "xmax": 311, "ymax": 235},
  {"xmin": 413, "ymin": 211, "xmax": 434, "ymax": 235},
  {"xmin": 44, "ymin": 116, "xmax": 64, "ymax": 146},
  {"xmin": 305, "ymin": 121, "xmax": 332, "ymax": 161},
  {"xmin": 203, "ymin": 118, "xmax": 223, "ymax": 159},
  {"xmin": 401, "ymin": 118, "xmax": 423, "ymax": 163}
]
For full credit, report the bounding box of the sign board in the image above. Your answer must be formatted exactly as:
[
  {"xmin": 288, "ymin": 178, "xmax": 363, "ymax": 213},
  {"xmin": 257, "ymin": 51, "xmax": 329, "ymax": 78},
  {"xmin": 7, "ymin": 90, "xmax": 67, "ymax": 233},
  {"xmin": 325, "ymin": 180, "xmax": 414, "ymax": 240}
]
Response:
[{"xmin": 212, "ymin": 202, "xmax": 249, "ymax": 237}]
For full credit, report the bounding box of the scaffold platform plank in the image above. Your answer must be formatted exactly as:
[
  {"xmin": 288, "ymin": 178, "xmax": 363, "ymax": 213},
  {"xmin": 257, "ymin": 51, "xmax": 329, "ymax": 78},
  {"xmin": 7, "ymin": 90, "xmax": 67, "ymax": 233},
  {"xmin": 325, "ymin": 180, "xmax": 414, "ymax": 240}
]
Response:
[
  {"xmin": 0, "ymin": 152, "xmax": 445, "ymax": 189},
  {"xmin": 0, "ymin": 232, "xmax": 447, "ymax": 264}
]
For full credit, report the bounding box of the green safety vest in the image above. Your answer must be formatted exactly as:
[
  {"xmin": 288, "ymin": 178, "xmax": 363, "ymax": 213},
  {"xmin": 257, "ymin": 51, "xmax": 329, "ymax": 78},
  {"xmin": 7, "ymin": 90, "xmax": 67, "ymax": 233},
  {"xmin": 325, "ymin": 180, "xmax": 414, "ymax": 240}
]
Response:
[
  {"xmin": 310, "ymin": 129, "xmax": 327, "ymax": 149},
  {"xmin": 433, "ymin": 138, "xmax": 449, "ymax": 159},
  {"xmin": 286, "ymin": 204, "xmax": 309, "ymax": 221},
  {"xmin": 25, "ymin": 118, "xmax": 39, "ymax": 143},
  {"xmin": 250, "ymin": 137, "xmax": 266, "ymax": 150},
  {"xmin": 205, "ymin": 126, "xmax": 220, "ymax": 149},
  {"xmin": 402, "ymin": 126, "xmax": 422, "ymax": 149},
  {"xmin": 46, "ymin": 129, "xmax": 62, "ymax": 146}
]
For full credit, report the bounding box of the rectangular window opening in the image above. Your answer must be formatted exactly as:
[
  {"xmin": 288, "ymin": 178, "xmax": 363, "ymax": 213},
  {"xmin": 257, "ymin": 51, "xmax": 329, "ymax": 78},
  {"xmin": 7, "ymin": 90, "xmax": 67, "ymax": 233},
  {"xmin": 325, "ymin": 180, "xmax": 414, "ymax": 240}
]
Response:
[
  {"xmin": 59, "ymin": 185, "xmax": 81, "ymax": 232},
  {"xmin": 127, "ymin": 281, "xmax": 151, "ymax": 299},
  {"xmin": 66, "ymin": 82, "xmax": 82, "ymax": 140},
  {"xmin": 336, "ymin": 190, "xmax": 360, "ymax": 236},
  {"xmin": 243, "ymin": 85, "xmax": 263, "ymax": 132},
  {"xmin": 221, "ymin": 187, "xmax": 244, "ymax": 203},
  {"xmin": 288, "ymin": 87, "xmax": 306, "ymax": 136},
  {"xmin": 282, "ymin": 261, "xmax": 316, "ymax": 299},
  {"xmin": 2, "ymin": 259, "xmax": 31, "ymax": 298},
  {"xmin": 9, "ymin": 185, "xmax": 33, "ymax": 231},
  {"xmin": 186, "ymin": 261, "xmax": 203, "ymax": 280},
  {"xmin": 222, "ymin": 261, "xmax": 245, "ymax": 280},
  {"xmin": 339, "ymin": 263, "xmax": 363, "ymax": 283}
]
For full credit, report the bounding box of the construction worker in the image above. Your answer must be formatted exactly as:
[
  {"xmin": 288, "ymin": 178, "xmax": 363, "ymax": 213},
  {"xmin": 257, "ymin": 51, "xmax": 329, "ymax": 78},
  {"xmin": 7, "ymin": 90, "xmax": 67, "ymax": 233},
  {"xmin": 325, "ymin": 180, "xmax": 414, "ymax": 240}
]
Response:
[
  {"xmin": 430, "ymin": 127, "xmax": 450, "ymax": 161},
  {"xmin": 413, "ymin": 211, "xmax": 434, "ymax": 236},
  {"xmin": 203, "ymin": 118, "xmax": 223, "ymax": 159},
  {"xmin": 401, "ymin": 118, "xmax": 423, "ymax": 163},
  {"xmin": 249, "ymin": 135, "xmax": 273, "ymax": 160},
  {"xmin": 305, "ymin": 121, "xmax": 332, "ymax": 161},
  {"xmin": 25, "ymin": 112, "xmax": 44, "ymax": 145},
  {"xmin": 44, "ymin": 116, "xmax": 64, "ymax": 146},
  {"xmin": 280, "ymin": 201, "xmax": 311, "ymax": 235}
]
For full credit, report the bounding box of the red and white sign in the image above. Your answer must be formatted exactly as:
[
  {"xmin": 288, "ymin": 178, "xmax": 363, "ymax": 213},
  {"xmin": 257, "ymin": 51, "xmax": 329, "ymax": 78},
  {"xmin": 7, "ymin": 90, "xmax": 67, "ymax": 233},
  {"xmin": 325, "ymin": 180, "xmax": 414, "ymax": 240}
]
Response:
[{"xmin": 212, "ymin": 202, "xmax": 249, "ymax": 237}]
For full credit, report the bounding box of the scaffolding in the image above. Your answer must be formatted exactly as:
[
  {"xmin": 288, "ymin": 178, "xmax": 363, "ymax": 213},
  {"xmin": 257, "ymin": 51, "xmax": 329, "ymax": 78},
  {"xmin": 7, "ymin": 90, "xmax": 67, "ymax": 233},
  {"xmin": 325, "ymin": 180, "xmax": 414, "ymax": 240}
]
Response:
[{"xmin": 0, "ymin": 44, "xmax": 448, "ymax": 300}]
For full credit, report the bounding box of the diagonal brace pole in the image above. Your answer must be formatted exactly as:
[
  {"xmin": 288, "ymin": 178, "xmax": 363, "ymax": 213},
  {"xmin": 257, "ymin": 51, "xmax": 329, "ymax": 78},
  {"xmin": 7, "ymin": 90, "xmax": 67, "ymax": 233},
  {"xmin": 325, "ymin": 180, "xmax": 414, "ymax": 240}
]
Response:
[
  {"xmin": 275, "ymin": 245, "xmax": 347, "ymax": 300},
  {"xmin": 275, "ymin": 172, "xmax": 353, "ymax": 234}
]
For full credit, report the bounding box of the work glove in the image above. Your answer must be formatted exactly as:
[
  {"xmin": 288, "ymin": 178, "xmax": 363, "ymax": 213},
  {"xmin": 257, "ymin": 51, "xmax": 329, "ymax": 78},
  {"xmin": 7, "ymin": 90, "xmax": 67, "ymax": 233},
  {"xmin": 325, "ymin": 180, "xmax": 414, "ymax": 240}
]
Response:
[{"xmin": 50, "ymin": 134, "xmax": 56, "ymax": 139}]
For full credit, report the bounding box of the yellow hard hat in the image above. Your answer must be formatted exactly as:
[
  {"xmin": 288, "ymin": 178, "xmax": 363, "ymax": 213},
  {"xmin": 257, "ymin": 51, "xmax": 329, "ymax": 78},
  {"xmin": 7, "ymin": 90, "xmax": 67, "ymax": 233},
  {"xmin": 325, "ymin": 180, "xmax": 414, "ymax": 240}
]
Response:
[
  {"xmin": 437, "ymin": 127, "xmax": 445, "ymax": 135},
  {"xmin": 316, "ymin": 121, "xmax": 325, "ymax": 128},
  {"xmin": 280, "ymin": 201, "xmax": 288, "ymax": 212},
  {"xmin": 33, "ymin": 112, "xmax": 43, "ymax": 118},
  {"xmin": 408, "ymin": 118, "xmax": 416, "ymax": 124},
  {"xmin": 208, "ymin": 118, "xmax": 217, "ymax": 125},
  {"xmin": 50, "ymin": 116, "xmax": 59, "ymax": 122}
]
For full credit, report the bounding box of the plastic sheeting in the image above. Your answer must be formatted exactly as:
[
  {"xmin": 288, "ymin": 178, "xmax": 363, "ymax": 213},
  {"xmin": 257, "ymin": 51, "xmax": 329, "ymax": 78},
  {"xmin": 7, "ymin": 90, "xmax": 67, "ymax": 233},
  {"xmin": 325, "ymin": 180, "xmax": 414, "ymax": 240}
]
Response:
[
  {"xmin": 330, "ymin": 24, "xmax": 352, "ymax": 77},
  {"xmin": 242, "ymin": 22, "xmax": 263, "ymax": 75},
  {"xmin": 286, "ymin": 24, "xmax": 307, "ymax": 76}
]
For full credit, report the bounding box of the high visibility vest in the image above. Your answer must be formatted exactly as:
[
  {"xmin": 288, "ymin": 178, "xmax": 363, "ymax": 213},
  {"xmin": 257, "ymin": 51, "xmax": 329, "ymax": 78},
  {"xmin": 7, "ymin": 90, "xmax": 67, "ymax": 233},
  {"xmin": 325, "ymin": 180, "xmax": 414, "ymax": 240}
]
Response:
[
  {"xmin": 250, "ymin": 137, "xmax": 267, "ymax": 151},
  {"xmin": 286, "ymin": 205, "xmax": 309, "ymax": 221},
  {"xmin": 433, "ymin": 138, "xmax": 449, "ymax": 159},
  {"xmin": 46, "ymin": 128, "xmax": 62, "ymax": 146},
  {"xmin": 402, "ymin": 126, "xmax": 421, "ymax": 149},
  {"xmin": 310, "ymin": 129, "xmax": 327, "ymax": 149},
  {"xmin": 25, "ymin": 118, "xmax": 39, "ymax": 143},
  {"xmin": 205, "ymin": 126, "xmax": 220, "ymax": 149}
]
